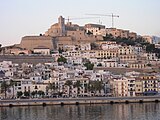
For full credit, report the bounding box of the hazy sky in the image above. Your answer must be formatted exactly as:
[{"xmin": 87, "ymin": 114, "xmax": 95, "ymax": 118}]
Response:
[{"xmin": 0, "ymin": 0, "xmax": 160, "ymax": 46}]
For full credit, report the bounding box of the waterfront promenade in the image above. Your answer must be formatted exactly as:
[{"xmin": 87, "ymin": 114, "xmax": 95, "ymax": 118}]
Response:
[{"xmin": 1, "ymin": 96, "xmax": 160, "ymax": 107}]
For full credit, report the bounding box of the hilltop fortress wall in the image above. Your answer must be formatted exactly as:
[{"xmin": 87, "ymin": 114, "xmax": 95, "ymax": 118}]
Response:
[
  {"xmin": 19, "ymin": 16, "xmax": 103, "ymax": 50},
  {"xmin": 20, "ymin": 36, "xmax": 54, "ymax": 50}
]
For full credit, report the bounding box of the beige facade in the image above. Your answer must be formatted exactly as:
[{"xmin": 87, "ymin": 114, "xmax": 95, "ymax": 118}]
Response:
[
  {"xmin": 45, "ymin": 16, "xmax": 65, "ymax": 37},
  {"xmin": 128, "ymin": 63, "xmax": 146, "ymax": 69},
  {"xmin": 106, "ymin": 28, "xmax": 130, "ymax": 38},
  {"xmin": 67, "ymin": 30, "xmax": 102, "ymax": 42},
  {"xmin": 64, "ymin": 50, "xmax": 97, "ymax": 58},
  {"xmin": 95, "ymin": 49, "xmax": 118, "ymax": 58},
  {"xmin": 118, "ymin": 46, "xmax": 134, "ymax": 55},
  {"xmin": 119, "ymin": 54, "xmax": 137, "ymax": 63},
  {"xmin": 64, "ymin": 49, "xmax": 119, "ymax": 59},
  {"xmin": 135, "ymin": 79, "xmax": 143, "ymax": 96},
  {"xmin": 129, "ymin": 32, "xmax": 137, "ymax": 39},
  {"xmin": 113, "ymin": 77, "xmax": 128, "ymax": 97},
  {"xmin": 4, "ymin": 46, "xmax": 31, "ymax": 55},
  {"xmin": 142, "ymin": 36, "xmax": 153, "ymax": 44},
  {"xmin": 85, "ymin": 23, "xmax": 105, "ymax": 36},
  {"xmin": 104, "ymin": 60, "xmax": 118, "ymax": 68}
]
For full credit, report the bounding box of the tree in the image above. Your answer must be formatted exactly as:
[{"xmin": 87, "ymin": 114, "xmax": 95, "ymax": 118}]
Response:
[
  {"xmin": 103, "ymin": 33, "xmax": 113, "ymax": 40},
  {"xmin": 146, "ymin": 44, "xmax": 155, "ymax": 53},
  {"xmin": 65, "ymin": 80, "xmax": 73, "ymax": 97},
  {"xmin": 94, "ymin": 81, "xmax": 103, "ymax": 94},
  {"xmin": 84, "ymin": 61, "xmax": 94, "ymax": 70},
  {"xmin": 57, "ymin": 56, "xmax": 67, "ymax": 64},
  {"xmin": 73, "ymin": 81, "xmax": 81, "ymax": 97},
  {"xmin": 17, "ymin": 91, "xmax": 23, "ymax": 98},
  {"xmin": 97, "ymin": 63, "xmax": 102, "ymax": 67},
  {"xmin": 31, "ymin": 91, "xmax": 37, "ymax": 98},
  {"xmin": 48, "ymin": 82, "xmax": 58, "ymax": 96},
  {"xmin": 24, "ymin": 91, "xmax": 30, "ymax": 97},
  {"xmin": 37, "ymin": 90, "xmax": 45, "ymax": 97},
  {"xmin": 87, "ymin": 81, "xmax": 95, "ymax": 96},
  {"xmin": 91, "ymin": 43, "xmax": 99, "ymax": 50},
  {"xmin": 58, "ymin": 47, "xmax": 64, "ymax": 54},
  {"xmin": 87, "ymin": 81, "xmax": 103, "ymax": 96},
  {"xmin": 0, "ymin": 81, "xmax": 10, "ymax": 98}
]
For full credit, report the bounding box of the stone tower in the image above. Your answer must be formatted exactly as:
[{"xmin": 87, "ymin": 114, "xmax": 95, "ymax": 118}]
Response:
[{"xmin": 58, "ymin": 16, "xmax": 65, "ymax": 36}]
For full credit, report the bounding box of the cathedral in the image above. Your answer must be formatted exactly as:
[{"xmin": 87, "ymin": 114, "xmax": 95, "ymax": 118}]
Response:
[{"xmin": 19, "ymin": 16, "xmax": 103, "ymax": 50}]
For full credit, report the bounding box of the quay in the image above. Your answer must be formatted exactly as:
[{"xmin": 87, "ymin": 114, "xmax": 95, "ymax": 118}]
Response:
[{"xmin": 0, "ymin": 96, "xmax": 160, "ymax": 107}]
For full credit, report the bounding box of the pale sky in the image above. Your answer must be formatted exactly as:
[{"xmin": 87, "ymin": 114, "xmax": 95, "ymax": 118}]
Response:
[{"xmin": 0, "ymin": 0, "xmax": 160, "ymax": 46}]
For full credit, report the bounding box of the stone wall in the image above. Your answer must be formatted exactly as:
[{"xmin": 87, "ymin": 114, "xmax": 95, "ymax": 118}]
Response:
[
  {"xmin": 20, "ymin": 36, "xmax": 54, "ymax": 50},
  {"xmin": 0, "ymin": 55, "xmax": 54, "ymax": 65}
]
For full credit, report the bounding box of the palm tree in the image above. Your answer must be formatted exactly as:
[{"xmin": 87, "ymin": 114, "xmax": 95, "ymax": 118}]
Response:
[
  {"xmin": 48, "ymin": 82, "xmax": 58, "ymax": 97},
  {"xmin": 94, "ymin": 81, "xmax": 103, "ymax": 96},
  {"xmin": 87, "ymin": 81, "xmax": 103, "ymax": 96},
  {"xmin": 87, "ymin": 81, "xmax": 95, "ymax": 96},
  {"xmin": 1, "ymin": 81, "xmax": 10, "ymax": 98},
  {"xmin": 9, "ymin": 80, "xmax": 15, "ymax": 98},
  {"xmin": 73, "ymin": 80, "xmax": 81, "ymax": 97},
  {"xmin": 65, "ymin": 80, "xmax": 73, "ymax": 97}
]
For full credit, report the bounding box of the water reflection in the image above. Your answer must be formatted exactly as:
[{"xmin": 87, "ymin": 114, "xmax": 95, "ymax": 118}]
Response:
[{"xmin": 0, "ymin": 103, "xmax": 160, "ymax": 120}]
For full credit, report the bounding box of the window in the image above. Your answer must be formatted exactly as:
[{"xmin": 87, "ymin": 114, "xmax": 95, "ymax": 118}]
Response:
[{"xmin": 35, "ymin": 86, "xmax": 38, "ymax": 89}]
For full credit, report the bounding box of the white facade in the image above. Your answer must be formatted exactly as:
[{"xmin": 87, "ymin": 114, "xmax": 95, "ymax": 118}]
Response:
[
  {"xmin": 101, "ymin": 44, "xmax": 120, "ymax": 50},
  {"xmin": 127, "ymin": 77, "xmax": 136, "ymax": 97},
  {"xmin": 0, "ymin": 61, "xmax": 14, "ymax": 77},
  {"xmin": 34, "ymin": 47, "xmax": 50, "ymax": 55},
  {"xmin": 67, "ymin": 57, "xmax": 82, "ymax": 65},
  {"xmin": 13, "ymin": 79, "xmax": 48, "ymax": 97}
]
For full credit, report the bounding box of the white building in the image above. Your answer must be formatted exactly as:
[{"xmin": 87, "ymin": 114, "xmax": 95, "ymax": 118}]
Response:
[
  {"xmin": 101, "ymin": 43, "xmax": 120, "ymax": 50},
  {"xmin": 33, "ymin": 46, "xmax": 50, "ymax": 55},
  {"xmin": 0, "ymin": 61, "xmax": 14, "ymax": 77},
  {"xmin": 127, "ymin": 77, "xmax": 136, "ymax": 97}
]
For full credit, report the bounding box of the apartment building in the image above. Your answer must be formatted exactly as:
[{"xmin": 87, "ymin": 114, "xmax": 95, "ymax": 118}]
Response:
[
  {"xmin": 127, "ymin": 77, "xmax": 136, "ymax": 97},
  {"xmin": 112, "ymin": 77, "xmax": 128, "ymax": 97},
  {"xmin": 141, "ymin": 75, "xmax": 158, "ymax": 95}
]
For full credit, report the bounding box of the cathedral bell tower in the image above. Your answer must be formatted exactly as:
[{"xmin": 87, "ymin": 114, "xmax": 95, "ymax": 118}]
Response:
[{"xmin": 58, "ymin": 16, "xmax": 65, "ymax": 36}]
